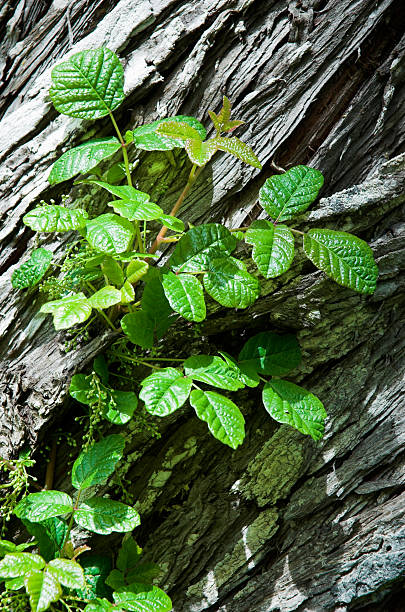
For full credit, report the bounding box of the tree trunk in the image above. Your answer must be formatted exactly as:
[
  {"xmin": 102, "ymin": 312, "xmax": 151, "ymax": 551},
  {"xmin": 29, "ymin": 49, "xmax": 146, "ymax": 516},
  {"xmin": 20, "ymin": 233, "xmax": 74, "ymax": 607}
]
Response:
[{"xmin": 1, "ymin": 1, "xmax": 404, "ymax": 610}]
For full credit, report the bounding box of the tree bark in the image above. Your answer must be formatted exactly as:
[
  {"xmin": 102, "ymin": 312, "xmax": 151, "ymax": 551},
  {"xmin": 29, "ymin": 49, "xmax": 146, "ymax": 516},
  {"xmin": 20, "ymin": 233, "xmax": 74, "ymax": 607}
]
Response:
[{"xmin": 0, "ymin": 1, "xmax": 404, "ymax": 611}]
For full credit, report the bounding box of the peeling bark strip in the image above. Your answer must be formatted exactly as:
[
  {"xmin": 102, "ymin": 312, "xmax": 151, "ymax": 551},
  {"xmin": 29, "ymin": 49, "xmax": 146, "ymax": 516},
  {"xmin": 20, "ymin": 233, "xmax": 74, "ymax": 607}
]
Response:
[{"xmin": 0, "ymin": 1, "xmax": 404, "ymax": 610}]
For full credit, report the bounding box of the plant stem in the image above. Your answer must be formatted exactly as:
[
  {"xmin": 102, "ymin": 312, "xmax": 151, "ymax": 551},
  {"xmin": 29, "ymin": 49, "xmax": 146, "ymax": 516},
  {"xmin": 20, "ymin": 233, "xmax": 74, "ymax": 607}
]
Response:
[
  {"xmin": 110, "ymin": 352, "xmax": 163, "ymax": 370},
  {"xmin": 149, "ymin": 164, "xmax": 201, "ymax": 254},
  {"xmin": 61, "ymin": 489, "xmax": 82, "ymax": 554},
  {"xmin": 290, "ymin": 228, "xmax": 305, "ymax": 236},
  {"xmin": 141, "ymin": 357, "xmax": 185, "ymax": 362},
  {"xmin": 230, "ymin": 226, "xmax": 250, "ymax": 232},
  {"xmin": 44, "ymin": 439, "xmax": 57, "ymax": 490}
]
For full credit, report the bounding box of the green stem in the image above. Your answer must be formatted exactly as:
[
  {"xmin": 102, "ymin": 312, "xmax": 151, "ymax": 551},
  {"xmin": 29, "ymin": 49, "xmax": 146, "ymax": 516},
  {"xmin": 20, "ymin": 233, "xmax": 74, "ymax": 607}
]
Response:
[
  {"xmin": 141, "ymin": 357, "xmax": 185, "ymax": 362},
  {"xmin": 61, "ymin": 489, "xmax": 82, "ymax": 554},
  {"xmin": 290, "ymin": 228, "xmax": 305, "ymax": 236},
  {"xmin": 230, "ymin": 226, "xmax": 249, "ymax": 232},
  {"xmin": 110, "ymin": 352, "xmax": 163, "ymax": 370}
]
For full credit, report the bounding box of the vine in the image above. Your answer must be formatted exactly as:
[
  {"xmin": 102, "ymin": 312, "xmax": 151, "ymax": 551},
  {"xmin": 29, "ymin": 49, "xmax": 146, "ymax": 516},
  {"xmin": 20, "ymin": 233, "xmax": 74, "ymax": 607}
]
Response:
[{"xmin": 4, "ymin": 46, "xmax": 379, "ymax": 611}]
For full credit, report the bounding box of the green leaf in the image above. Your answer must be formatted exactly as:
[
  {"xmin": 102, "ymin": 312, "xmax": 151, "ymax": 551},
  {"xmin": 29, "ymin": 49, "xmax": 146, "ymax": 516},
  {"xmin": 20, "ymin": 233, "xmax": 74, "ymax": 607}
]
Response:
[
  {"xmin": 121, "ymin": 280, "xmax": 135, "ymax": 304},
  {"xmin": 48, "ymin": 139, "xmax": 121, "ymax": 184},
  {"xmin": 245, "ymin": 220, "xmax": 294, "ymax": 278},
  {"xmin": 23, "ymin": 205, "xmax": 88, "ymax": 232},
  {"xmin": 159, "ymin": 215, "xmax": 185, "ymax": 233},
  {"xmin": 0, "ymin": 541, "xmax": 19, "ymax": 557},
  {"xmin": 0, "ymin": 553, "xmax": 45, "ymax": 578},
  {"xmin": 101, "ymin": 257, "xmax": 125, "ymax": 286},
  {"xmin": 75, "ymin": 497, "xmax": 141, "ymax": 535},
  {"xmin": 88, "ymin": 286, "xmax": 122, "ymax": 309},
  {"xmin": 203, "ymin": 256, "xmax": 260, "ymax": 308},
  {"xmin": 184, "ymin": 355, "xmax": 244, "ymax": 391},
  {"xmin": 190, "ymin": 390, "xmax": 245, "ymax": 449},
  {"xmin": 113, "ymin": 585, "xmax": 172, "ymax": 612},
  {"xmin": 105, "ymin": 568, "xmax": 126, "ymax": 590},
  {"xmin": 104, "ymin": 390, "xmax": 138, "ymax": 425},
  {"xmin": 22, "ymin": 518, "xmax": 68, "ymax": 562},
  {"xmin": 127, "ymin": 562, "xmax": 161, "ymax": 586},
  {"xmin": 121, "ymin": 311, "xmax": 155, "ymax": 349},
  {"xmin": 76, "ymin": 555, "xmax": 112, "ymax": 600},
  {"xmin": 106, "ymin": 162, "xmax": 127, "ymax": 184},
  {"xmin": 303, "ymin": 229, "xmax": 378, "ymax": 294},
  {"xmin": 11, "ymin": 248, "xmax": 53, "ymax": 289},
  {"xmin": 217, "ymin": 351, "xmax": 260, "ymax": 388},
  {"xmin": 238, "ymin": 332, "xmax": 301, "ymax": 376},
  {"xmin": 184, "ymin": 138, "xmax": 217, "ymax": 166},
  {"xmin": 40, "ymin": 293, "xmax": 92, "ymax": 330},
  {"xmin": 48, "ymin": 559, "xmax": 85, "ymax": 589},
  {"xmin": 84, "ymin": 599, "xmax": 113, "ymax": 611},
  {"xmin": 215, "ymin": 136, "xmax": 261, "ymax": 169},
  {"xmin": 69, "ymin": 374, "xmax": 94, "ymax": 405},
  {"xmin": 117, "ymin": 536, "xmax": 142, "ymax": 573},
  {"xmin": 72, "ymin": 434, "xmax": 125, "ymax": 490},
  {"xmin": 156, "ymin": 120, "xmax": 202, "ymax": 142},
  {"xmin": 126, "ymin": 260, "xmax": 149, "ymax": 283},
  {"xmin": 5, "ymin": 576, "xmax": 26, "ymax": 590},
  {"xmin": 49, "ymin": 47, "xmax": 124, "ymax": 119},
  {"xmin": 169, "ymin": 223, "xmax": 236, "ymax": 273},
  {"xmin": 141, "ymin": 269, "xmax": 174, "ymax": 338},
  {"xmin": 86, "ymin": 214, "xmax": 134, "ymax": 254},
  {"xmin": 259, "ymin": 165, "xmax": 324, "ymax": 222},
  {"xmin": 93, "ymin": 355, "xmax": 109, "ymax": 385},
  {"xmin": 162, "ymin": 271, "xmax": 206, "ymax": 322},
  {"xmin": 132, "ymin": 116, "xmax": 206, "ymax": 151},
  {"xmin": 14, "ymin": 492, "xmax": 73, "ymax": 522},
  {"xmin": 85, "ymin": 180, "xmax": 163, "ymax": 221},
  {"xmin": 262, "ymin": 380, "xmax": 326, "ymax": 441},
  {"xmin": 25, "ymin": 569, "xmax": 62, "ymax": 612},
  {"xmin": 139, "ymin": 368, "xmax": 192, "ymax": 416}
]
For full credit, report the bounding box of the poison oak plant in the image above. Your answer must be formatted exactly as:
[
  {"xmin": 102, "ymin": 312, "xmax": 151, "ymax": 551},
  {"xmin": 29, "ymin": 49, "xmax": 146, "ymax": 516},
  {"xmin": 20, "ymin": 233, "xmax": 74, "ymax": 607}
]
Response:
[{"xmin": 7, "ymin": 46, "xmax": 379, "ymax": 610}]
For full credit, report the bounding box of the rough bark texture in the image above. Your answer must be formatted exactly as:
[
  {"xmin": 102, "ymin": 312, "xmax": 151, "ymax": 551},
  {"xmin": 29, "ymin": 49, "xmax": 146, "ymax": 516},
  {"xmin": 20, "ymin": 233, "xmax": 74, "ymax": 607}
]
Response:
[{"xmin": 0, "ymin": 1, "xmax": 404, "ymax": 611}]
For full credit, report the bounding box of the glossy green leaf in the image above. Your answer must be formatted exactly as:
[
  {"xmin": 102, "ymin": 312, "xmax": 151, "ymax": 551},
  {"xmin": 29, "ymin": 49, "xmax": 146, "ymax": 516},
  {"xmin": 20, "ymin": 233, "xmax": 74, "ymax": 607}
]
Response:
[
  {"xmin": 159, "ymin": 215, "xmax": 185, "ymax": 233},
  {"xmin": 88, "ymin": 286, "xmax": 122, "ymax": 309},
  {"xmin": 85, "ymin": 180, "xmax": 163, "ymax": 221},
  {"xmin": 93, "ymin": 355, "xmax": 109, "ymax": 384},
  {"xmin": 72, "ymin": 434, "xmax": 125, "ymax": 490},
  {"xmin": 203, "ymin": 256, "xmax": 260, "ymax": 308},
  {"xmin": 139, "ymin": 368, "xmax": 192, "ymax": 416},
  {"xmin": 208, "ymin": 96, "xmax": 244, "ymax": 134},
  {"xmin": 22, "ymin": 518, "xmax": 68, "ymax": 563},
  {"xmin": 11, "ymin": 248, "xmax": 53, "ymax": 289},
  {"xmin": 5, "ymin": 576, "xmax": 26, "ymax": 590},
  {"xmin": 76, "ymin": 555, "xmax": 112, "ymax": 600},
  {"xmin": 238, "ymin": 331, "xmax": 301, "ymax": 376},
  {"xmin": 132, "ymin": 115, "xmax": 206, "ymax": 151},
  {"xmin": 262, "ymin": 380, "xmax": 326, "ymax": 441},
  {"xmin": 0, "ymin": 553, "xmax": 45, "ymax": 578},
  {"xmin": 113, "ymin": 584, "xmax": 172, "ymax": 612},
  {"xmin": 40, "ymin": 293, "xmax": 92, "ymax": 330},
  {"xmin": 120, "ymin": 280, "xmax": 136, "ymax": 304},
  {"xmin": 184, "ymin": 138, "xmax": 217, "ymax": 166},
  {"xmin": 69, "ymin": 374, "xmax": 94, "ymax": 405},
  {"xmin": 169, "ymin": 223, "xmax": 236, "ymax": 273},
  {"xmin": 14, "ymin": 491, "xmax": 73, "ymax": 522},
  {"xmin": 86, "ymin": 214, "xmax": 134, "ymax": 254},
  {"xmin": 259, "ymin": 165, "xmax": 324, "ymax": 222},
  {"xmin": 126, "ymin": 260, "xmax": 148, "ymax": 283},
  {"xmin": 48, "ymin": 558, "xmax": 85, "ymax": 589},
  {"xmin": 218, "ymin": 351, "xmax": 260, "ymax": 388},
  {"xmin": 303, "ymin": 229, "xmax": 378, "ymax": 294},
  {"xmin": 25, "ymin": 569, "xmax": 61, "ymax": 612},
  {"xmin": 106, "ymin": 162, "xmax": 127, "ymax": 184},
  {"xmin": 84, "ymin": 599, "xmax": 113, "ymax": 611},
  {"xmin": 184, "ymin": 355, "xmax": 244, "ymax": 391},
  {"xmin": 245, "ymin": 220, "xmax": 294, "ymax": 278},
  {"xmin": 103, "ymin": 390, "xmax": 138, "ymax": 425},
  {"xmin": 23, "ymin": 205, "xmax": 88, "ymax": 232},
  {"xmin": 101, "ymin": 256, "xmax": 125, "ymax": 286},
  {"xmin": 121, "ymin": 311, "xmax": 155, "ymax": 349},
  {"xmin": 48, "ymin": 139, "xmax": 121, "ymax": 184},
  {"xmin": 50, "ymin": 47, "xmax": 125, "ymax": 119},
  {"xmin": 190, "ymin": 389, "xmax": 245, "ymax": 449},
  {"xmin": 141, "ymin": 269, "xmax": 174, "ymax": 338},
  {"xmin": 215, "ymin": 136, "xmax": 261, "ymax": 169},
  {"xmin": 0, "ymin": 541, "xmax": 22, "ymax": 557},
  {"xmin": 75, "ymin": 497, "xmax": 141, "ymax": 535},
  {"xmin": 156, "ymin": 120, "xmax": 202, "ymax": 142},
  {"xmin": 162, "ymin": 271, "xmax": 206, "ymax": 322}
]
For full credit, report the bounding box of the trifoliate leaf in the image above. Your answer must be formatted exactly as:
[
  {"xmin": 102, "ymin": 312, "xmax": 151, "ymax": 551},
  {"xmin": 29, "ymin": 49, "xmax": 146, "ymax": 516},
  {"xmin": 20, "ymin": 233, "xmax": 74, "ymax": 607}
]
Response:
[
  {"xmin": 48, "ymin": 139, "xmax": 121, "ymax": 184},
  {"xmin": 303, "ymin": 229, "xmax": 378, "ymax": 294},
  {"xmin": 14, "ymin": 491, "xmax": 73, "ymax": 522},
  {"xmin": 215, "ymin": 136, "xmax": 261, "ymax": 169},
  {"xmin": 132, "ymin": 116, "xmax": 206, "ymax": 151},
  {"xmin": 139, "ymin": 368, "xmax": 192, "ymax": 417},
  {"xmin": 88, "ymin": 286, "xmax": 122, "ymax": 309},
  {"xmin": 245, "ymin": 220, "xmax": 294, "ymax": 278},
  {"xmin": 184, "ymin": 138, "xmax": 218, "ymax": 166},
  {"xmin": 48, "ymin": 559, "xmax": 86, "ymax": 589},
  {"xmin": 121, "ymin": 311, "xmax": 155, "ymax": 349},
  {"xmin": 85, "ymin": 214, "xmax": 134, "ymax": 254},
  {"xmin": 23, "ymin": 205, "xmax": 88, "ymax": 232},
  {"xmin": 184, "ymin": 355, "xmax": 244, "ymax": 391},
  {"xmin": 156, "ymin": 120, "xmax": 202, "ymax": 142},
  {"xmin": 262, "ymin": 380, "xmax": 326, "ymax": 441},
  {"xmin": 72, "ymin": 434, "xmax": 124, "ymax": 490},
  {"xmin": 126, "ymin": 260, "xmax": 148, "ymax": 283},
  {"xmin": 190, "ymin": 389, "xmax": 245, "ymax": 449},
  {"xmin": 113, "ymin": 585, "xmax": 172, "ymax": 612},
  {"xmin": 203, "ymin": 256, "xmax": 260, "ymax": 308},
  {"xmin": 239, "ymin": 331, "xmax": 301, "ymax": 376},
  {"xmin": 259, "ymin": 165, "xmax": 324, "ymax": 221},
  {"xmin": 162, "ymin": 271, "xmax": 206, "ymax": 322},
  {"xmin": 103, "ymin": 390, "xmax": 138, "ymax": 425},
  {"xmin": 0, "ymin": 553, "xmax": 45, "ymax": 578},
  {"xmin": 169, "ymin": 223, "xmax": 236, "ymax": 273},
  {"xmin": 40, "ymin": 293, "xmax": 92, "ymax": 330},
  {"xmin": 75, "ymin": 497, "xmax": 141, "ymax": 535},
  {"xmin": 49, "ymin": 47, "xmax": 124, "ymax": 119},
  {"xmin": 25, "ymin": 569, "xmax": 62, "ymax": 612},
  {"xmin": 11, "ymin": 248, "xmax": 53, "ymax": 289}
]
